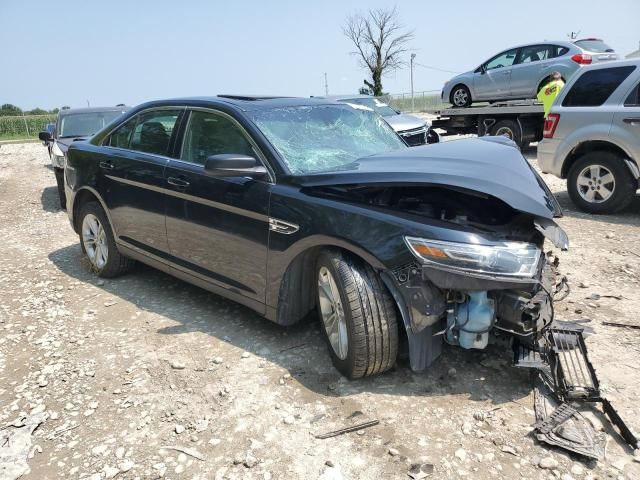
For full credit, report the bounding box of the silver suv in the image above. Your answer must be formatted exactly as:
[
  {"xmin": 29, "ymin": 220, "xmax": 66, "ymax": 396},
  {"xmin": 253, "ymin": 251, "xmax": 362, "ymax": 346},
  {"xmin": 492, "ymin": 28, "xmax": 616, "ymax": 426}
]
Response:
[
  {"xmin": 442, "ymin": 39, "xmax": 618, "ymax": 108},
  {"xmin": 538, "ymin": 58, "xmax": 640, "ymax": 214}
]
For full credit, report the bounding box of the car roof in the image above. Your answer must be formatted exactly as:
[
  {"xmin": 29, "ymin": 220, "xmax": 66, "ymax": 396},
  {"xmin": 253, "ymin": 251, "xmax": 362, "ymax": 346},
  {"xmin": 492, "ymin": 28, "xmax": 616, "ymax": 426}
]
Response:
[
  {"xmin": 58, "ymin": 106, "xmax": 129, "ymax": 116},
  {"xmin": 135, "ymin": 96, "xmax": 340, "ymax": 112},
  {"xmin": 313, "ymin": 94, "xmax": 375, "ymax": 101}
]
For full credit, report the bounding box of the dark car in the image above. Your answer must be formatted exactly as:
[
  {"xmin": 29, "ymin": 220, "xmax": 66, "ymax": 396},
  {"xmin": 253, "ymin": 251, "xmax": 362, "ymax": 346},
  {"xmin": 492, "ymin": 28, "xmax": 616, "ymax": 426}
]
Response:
[
  {"xmin": 39, "ymin": 106, "xmax": 128, "ymax": 208},
  {"xmin": 64, "ymin": 95, "xmax": 568, "ymax": 378}
]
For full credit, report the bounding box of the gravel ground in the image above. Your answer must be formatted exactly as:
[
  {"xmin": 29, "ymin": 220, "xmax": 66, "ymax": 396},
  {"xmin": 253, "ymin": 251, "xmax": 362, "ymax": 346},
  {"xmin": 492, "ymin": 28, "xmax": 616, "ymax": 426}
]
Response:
[{"xmin": 0, "ymin": 141, "xmax": 639, "ymax": 480}]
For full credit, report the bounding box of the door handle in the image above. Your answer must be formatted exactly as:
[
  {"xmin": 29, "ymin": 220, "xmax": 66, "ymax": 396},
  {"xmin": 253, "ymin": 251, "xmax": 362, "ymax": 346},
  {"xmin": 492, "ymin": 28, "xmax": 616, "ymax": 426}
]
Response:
[
  {"xmin": 167, "ymin": 176, "xmax": 190, "ymax": 188},
  {"xmin": 99, "ymin": 161, "xmax": 115, "ymax": 170},
  {"xmin": 623, "ymin": 118, "xmax": 640, "ymax": 125}
]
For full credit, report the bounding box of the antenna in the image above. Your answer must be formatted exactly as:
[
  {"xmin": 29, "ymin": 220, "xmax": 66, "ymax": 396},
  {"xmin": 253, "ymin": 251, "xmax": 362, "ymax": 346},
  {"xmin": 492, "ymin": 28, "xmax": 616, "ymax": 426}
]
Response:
[{"xmin": 567, "ymin": 30, "xmax": 581, "ymax": 40}]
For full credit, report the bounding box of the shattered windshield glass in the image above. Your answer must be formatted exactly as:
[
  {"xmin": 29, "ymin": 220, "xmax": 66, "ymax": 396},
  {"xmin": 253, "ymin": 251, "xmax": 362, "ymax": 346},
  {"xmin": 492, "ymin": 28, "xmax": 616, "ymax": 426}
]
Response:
[{"xmin": 249, "ymin": 104, "xmax": 406, "ymax": 175}]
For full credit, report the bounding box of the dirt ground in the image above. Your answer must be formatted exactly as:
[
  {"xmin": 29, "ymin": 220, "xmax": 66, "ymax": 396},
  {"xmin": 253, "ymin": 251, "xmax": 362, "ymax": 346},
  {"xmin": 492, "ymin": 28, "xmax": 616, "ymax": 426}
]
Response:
[{"xmin": 1, "ymin": 141, "xmax": 639, "ymax": 480}]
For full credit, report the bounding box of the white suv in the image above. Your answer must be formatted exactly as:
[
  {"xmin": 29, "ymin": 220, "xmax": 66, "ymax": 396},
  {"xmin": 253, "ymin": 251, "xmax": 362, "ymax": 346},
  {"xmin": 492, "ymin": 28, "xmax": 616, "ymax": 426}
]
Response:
[{"xmin": 538, "ymin": 58, "xmax": 640, "ymax": 214}]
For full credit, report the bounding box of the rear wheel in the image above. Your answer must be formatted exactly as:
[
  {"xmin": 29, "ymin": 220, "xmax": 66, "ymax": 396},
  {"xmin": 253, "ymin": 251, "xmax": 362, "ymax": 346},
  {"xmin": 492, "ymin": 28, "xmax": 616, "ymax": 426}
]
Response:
[
  {"xmin": 567, "ymin": 151, "xmax": 636, "ymax": 214},
  {"xmin": 450, "ymin": 85, "xmax": 471, "ymax": 108},
  {"xmin": 78, "ymin": 202, "xmax": 134, "ymax": 277},
  {"xmin": 490, "ymin": 119, "xmax": 522, "ymax": 147},
  {"xmin": 316, "ymin": 251, "xmax": 398, "ymax": 378}
]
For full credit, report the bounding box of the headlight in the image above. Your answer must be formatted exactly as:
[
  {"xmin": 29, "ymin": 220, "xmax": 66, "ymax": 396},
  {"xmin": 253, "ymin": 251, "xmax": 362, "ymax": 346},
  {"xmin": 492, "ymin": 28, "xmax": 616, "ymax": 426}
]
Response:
[
  {"xmin": 404, "ymin": 237, "xmax": 541, "ymax": 278},
  {"xmin": 52, "ymin": 142, "xmax": 64, "ymax": 157}
]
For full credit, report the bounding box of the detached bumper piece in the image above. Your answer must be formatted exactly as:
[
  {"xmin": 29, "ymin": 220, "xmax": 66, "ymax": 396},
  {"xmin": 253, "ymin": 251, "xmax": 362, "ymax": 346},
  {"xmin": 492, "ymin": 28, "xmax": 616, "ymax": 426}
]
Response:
[{"xmin": 514, "ymin": 327, "xmax": 639, "ymax": 459}]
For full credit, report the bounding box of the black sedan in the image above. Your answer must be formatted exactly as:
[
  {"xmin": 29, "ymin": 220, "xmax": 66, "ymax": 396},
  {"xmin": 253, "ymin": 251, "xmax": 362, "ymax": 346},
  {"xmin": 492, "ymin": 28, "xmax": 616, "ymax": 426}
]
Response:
[{"xmin": 64, "ymin": 95, "xmax": 568, "ymax": 378}]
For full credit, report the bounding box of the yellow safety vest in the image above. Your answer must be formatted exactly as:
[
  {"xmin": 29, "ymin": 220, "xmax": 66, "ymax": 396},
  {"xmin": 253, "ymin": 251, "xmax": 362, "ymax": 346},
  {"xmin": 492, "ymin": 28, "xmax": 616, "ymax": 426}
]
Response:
[{"xmin": 537, "ymin": 79, "xmax": 565, "ymax": 117}]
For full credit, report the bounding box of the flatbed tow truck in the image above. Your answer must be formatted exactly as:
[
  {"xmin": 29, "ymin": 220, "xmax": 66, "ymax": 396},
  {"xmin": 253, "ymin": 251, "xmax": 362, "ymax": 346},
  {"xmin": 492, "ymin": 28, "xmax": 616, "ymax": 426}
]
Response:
[{"xmin": 431, "ymin": 100, "xmax": 545, "ymax": 148}]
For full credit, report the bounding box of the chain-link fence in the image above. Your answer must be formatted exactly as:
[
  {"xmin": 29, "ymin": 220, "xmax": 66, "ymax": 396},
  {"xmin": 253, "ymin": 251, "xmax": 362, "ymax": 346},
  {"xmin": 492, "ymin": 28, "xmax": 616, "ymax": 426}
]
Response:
[
  {"xmin": 0, "ymin": 114, "xmax": 57, "ymax": 141},
  {"xmin": 380, "ymin": 90, "xmax": 447, "ymax": 113}
]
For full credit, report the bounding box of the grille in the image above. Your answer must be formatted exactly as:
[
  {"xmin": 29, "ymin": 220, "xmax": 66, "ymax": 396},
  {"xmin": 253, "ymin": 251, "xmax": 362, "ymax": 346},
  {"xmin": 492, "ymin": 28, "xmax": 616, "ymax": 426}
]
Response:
[{"xmin": 399, "ymin": 126, "xmax": 427, "ymax": 146}]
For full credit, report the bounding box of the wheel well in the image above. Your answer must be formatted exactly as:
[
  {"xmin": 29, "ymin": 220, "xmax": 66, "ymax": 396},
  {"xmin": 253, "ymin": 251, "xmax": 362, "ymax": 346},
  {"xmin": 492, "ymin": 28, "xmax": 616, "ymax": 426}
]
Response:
[
  {"xmin": 274, "ymin": 246, "xmax": 402, "ymax": 329},
  {"xmin": 561, "ymin": 141, "xmax": 634, "ymax": 178},
  {"xmin": 72, "ymin": 189, "xmax": 100, "ymax": 233}
]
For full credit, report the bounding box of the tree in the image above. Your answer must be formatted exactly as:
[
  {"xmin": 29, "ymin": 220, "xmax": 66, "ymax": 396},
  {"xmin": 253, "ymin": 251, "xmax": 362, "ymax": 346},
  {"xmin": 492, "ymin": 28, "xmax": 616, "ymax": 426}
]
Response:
[
  {"xmin": 343, "ymin": 7, "xmax": 414, "ymax": 96},
  {"xmin": 0, "ymin": 104, "xmax": 22, "ymax": 116},
  {"xmin": 27, "ymin": 108, "xmax": 48, "ymax": 116}
]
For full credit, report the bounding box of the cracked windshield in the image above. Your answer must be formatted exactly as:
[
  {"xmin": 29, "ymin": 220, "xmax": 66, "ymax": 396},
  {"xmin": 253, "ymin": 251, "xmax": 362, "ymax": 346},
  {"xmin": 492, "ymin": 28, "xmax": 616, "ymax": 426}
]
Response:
[{"xmin": 249, "ymin": 104, "xmax": 405, "ymax": 174}]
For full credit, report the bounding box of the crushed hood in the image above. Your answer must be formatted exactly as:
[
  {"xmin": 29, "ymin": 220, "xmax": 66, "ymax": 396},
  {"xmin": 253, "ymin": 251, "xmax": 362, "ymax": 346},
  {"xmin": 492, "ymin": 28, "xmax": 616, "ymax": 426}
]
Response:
[{"xmin": 291, "ymin": 136, "xmax": 562, "ymax": 220}]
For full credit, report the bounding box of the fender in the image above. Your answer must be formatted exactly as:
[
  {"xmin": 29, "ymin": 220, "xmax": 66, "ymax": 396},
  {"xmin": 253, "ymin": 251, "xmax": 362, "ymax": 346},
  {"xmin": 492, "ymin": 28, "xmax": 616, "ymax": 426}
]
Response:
[{"xmin": 68, "ymin": 186, "xmax": 118, "ymax": 238}]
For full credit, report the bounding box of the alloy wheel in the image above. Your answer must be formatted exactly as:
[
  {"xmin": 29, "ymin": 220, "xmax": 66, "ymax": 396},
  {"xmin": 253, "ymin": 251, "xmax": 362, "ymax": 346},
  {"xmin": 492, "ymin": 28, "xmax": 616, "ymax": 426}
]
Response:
[
  {"xmin": 577, "ymin": 164, "xmax": 615, "ymax": 203},
  {"xmin": 318, "ymin": 266, "xmax": 348, "ymax": 360},
  {"xmin": 82, "ymin": 213, "xmax": 109, "ymax": 269},
  {"xmin": 453, "ymin": 88, "xmax": 469, "ymax": 107}
]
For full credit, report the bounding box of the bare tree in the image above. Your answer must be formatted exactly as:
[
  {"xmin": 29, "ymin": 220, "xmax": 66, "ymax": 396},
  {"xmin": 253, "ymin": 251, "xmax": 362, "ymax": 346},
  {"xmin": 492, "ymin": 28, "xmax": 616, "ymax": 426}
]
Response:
[{"xmin": 343, "ymin": 7, "xmax": 414, "ymax": 96}]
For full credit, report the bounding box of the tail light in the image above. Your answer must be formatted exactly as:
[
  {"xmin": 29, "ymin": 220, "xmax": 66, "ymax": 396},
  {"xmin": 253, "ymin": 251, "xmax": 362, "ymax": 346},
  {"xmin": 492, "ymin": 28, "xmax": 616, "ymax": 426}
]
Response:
[
  {"xmin": 571, "ymin": 53, "xmax": 592, "ymax": 64},
  {"xmin": 543, "ymin": 114, "xmax": 560, "ymax": 139}
]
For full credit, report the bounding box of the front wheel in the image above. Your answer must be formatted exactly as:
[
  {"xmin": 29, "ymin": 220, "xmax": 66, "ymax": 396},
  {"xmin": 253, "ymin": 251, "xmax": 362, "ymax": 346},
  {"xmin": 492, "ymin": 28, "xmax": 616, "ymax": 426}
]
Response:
[
  {"xmin": 78, "ymin": 202, "xmax": 134, "ymax": 277},
  {"xmin": 567, "ymin": 151, "xmax": 636, "ymax": 214},
  {"xmin": 450, "ymin": 85, "xmax": 471, "ymax": 108},
  {"xmin": 316, "ymin": 251, "xmax": 398, "ymax": 379}
]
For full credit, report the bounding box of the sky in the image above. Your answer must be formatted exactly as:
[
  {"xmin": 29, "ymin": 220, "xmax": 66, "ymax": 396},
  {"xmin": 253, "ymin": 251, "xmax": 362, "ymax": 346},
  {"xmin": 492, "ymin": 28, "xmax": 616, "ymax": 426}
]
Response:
[{"xmin": 2, "ymin": 0, "xmax": 639, "ymax": 110}]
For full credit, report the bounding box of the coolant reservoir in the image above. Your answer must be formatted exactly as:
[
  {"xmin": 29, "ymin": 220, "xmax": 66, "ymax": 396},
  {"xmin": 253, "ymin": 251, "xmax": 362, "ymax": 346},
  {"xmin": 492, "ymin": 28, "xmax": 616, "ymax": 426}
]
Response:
[{"xmin": 446, "ymin": 291, "xmax": 495, "ymax": 349}]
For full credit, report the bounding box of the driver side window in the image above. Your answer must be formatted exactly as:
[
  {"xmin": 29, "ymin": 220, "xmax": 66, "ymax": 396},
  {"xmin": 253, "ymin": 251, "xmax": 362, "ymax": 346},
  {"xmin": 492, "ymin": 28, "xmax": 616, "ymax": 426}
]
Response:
[
  {"xmin": 181, "ymin": 110, "xmax": 256, "ymax": 165},
  {"xmin": 485, "ymin": 48, "xmax": 518, "ymax": 71}
]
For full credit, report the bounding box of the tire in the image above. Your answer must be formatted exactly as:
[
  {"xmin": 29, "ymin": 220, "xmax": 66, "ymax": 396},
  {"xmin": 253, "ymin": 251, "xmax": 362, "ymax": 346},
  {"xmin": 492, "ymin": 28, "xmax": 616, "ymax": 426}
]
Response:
[
  {"xmin": 54, "ymin": 168, "xmax": 67, "ymax": 210},
  {"xmin": 567, "ymin": 151, "xmax": 636, "ymax": 214},
  {"xmin": 490, "ymin": 119, "xmax": 522, "ymax": 148},
  {"xmin": 316, "ymin": 250, "xmax": 398, "ymax": 379},
  {"xmin": 78, "ymin": 201, "xmax": 134, "ymax": 277},
  {"xmin": 450, "ymin": 84, "xmax": 471, "ymax": 108}
]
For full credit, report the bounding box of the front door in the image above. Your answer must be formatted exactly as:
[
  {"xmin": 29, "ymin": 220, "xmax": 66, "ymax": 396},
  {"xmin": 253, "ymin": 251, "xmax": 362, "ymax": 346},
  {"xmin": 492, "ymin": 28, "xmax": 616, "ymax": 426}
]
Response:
[
  {"xmin": 473, "ymin": 48, "xmax": 518, "ymax": 100},
  {"xmin": 99, "ymin": 108, "xmax": 184, "ymax": 255},
  {"xmin": 164, "ymin": 108, "xmax": 271, "ymax": 305}
]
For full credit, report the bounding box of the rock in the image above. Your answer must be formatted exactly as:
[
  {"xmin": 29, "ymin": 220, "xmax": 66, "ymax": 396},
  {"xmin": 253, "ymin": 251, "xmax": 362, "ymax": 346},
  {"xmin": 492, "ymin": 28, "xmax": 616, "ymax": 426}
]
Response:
[
  {"xmin": 115, "ymin": 447, "xmax": 125, "ymax": 459},
  {"xmin": 570, "ymin": 464, "xmax": 584, "ymax": 475},
  {"xmin": 325, "ymin": 460, "xmax": 335, "ymax": 468},
  {"xmin": 473, "ymin": 411, "xmax": 486, "ymax": 421},
  {"xmin": 118, "ymin": 460, "xmax": 134, "ymax": 472},
  {"xmin": 175, "ymin": 464, "xmax": 185, "ymax": 474},
  {"xmin": 103, "ymin": 465, "xmax": 120, "ymax": 479},
  {"xmin": 244, "ymin": 453, "xmax": 258, "ymax": 468},
  {"xmin": 37, "ymin": 376, "xmax": 48, "ymax": 387},
  {"xmin": 213, "ymin": 357, "xmax": 223, "ymax": 364},
  {"xmin": 454, "ymin": 448, "xmax": 467, "ymax": 461},
  {"xmin": 483, "ymin": 453, "xmax": 495, "ymax": 462},
  {"xmin": 241, "ymin": 352, "xmax": 250, "ymax": 358},
  {"xmin": 448, "ymin": 367, "xmax": 457, "ymax": 377},
  {"xmin": 91, "ymin": 444, "xmax": 108, "ymax": 456},
  {"xmin": 561, "ymin": 474, "xmax": 575, "ymax": 480},
  {"xmin": 388, "ymin": 447, "xmax": 399, "ymax": 456},
  {"xmin": 83, "ymin": 409, "xmax": 95, "ymax": 417},
  {"xmin": 408, "ymin": 463, "xmax": 434, "ymax": 480},
  {"xmin": 611, "ymin": 458, "xmax": 627, "ymax": 471},
  {"xmin": 605, "ymin": 232, "xmax": 614, "ymax": 239},
  {"xmin": 175, "ymin": 424, "xmax": 185, "ymax": 434},
  {"xmin": 538, "ymin": 456, "xmax": 558, "ymax": 469},
  {"xmin": 170, "ymin": 360, "xmax": 186, "ymax": 370},
  {"xmin": 501, "ymin": 445, "xmax": 519, "ymax": 456},
  {"xmin": 283, "ymin": 415, "xmax": 295, "ymax": 425},
  {"xmin": 579, "ymin": 281, "xmax": 589, "ymax": 288},
  {"xmin": 461, "ymin": 422, "xmax": 473, "ymax": 435}
]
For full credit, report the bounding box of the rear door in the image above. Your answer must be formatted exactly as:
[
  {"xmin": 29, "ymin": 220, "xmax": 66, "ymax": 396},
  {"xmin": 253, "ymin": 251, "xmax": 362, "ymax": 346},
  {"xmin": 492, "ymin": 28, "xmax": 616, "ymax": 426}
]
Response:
[
  {"xmin": 473, "ymin": 48, "xmax": 519, "ymax": 100},
  {"xmin": 163, "ymin": 108, "xmax": 271, "ymax": 306},
  {"xmin": 511, "ymin": 44, "xmax": 555, "ymax": 98},
  {"xmin": 611, "ymin": 73, "xmax": 640, "ymax": 167},
  {"xmin": 99, "ymin": 108, "xmax": 184, "ymax": 255}
]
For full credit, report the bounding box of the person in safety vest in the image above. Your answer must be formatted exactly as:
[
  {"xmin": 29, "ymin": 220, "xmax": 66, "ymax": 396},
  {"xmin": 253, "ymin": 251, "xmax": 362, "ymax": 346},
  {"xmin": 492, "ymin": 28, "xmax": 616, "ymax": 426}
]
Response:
[{"xmin": 537, "ymin": 71, "xmax": 565, "ymax": 118}]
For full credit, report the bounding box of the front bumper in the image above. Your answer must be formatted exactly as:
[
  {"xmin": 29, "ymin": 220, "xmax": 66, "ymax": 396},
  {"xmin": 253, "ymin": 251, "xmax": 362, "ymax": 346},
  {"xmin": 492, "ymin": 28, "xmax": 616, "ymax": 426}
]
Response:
[{"xmin": 383, "ymin": 255, "xmax": 556, "ymax": 371}]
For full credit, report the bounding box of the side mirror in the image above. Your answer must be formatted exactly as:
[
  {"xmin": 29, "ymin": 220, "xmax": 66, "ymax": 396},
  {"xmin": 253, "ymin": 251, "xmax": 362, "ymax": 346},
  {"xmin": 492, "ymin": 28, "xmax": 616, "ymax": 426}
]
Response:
[
  {"xmin": 480, "ymin": 65, "xmax": 487, "ymax": 75},
  {"xmin": 204, "ymin": 154, "xmax": 267, "ymax": 178},
  {"xmin": 39, "ymin": 131, "xmax": 53, "ymax": 142}
]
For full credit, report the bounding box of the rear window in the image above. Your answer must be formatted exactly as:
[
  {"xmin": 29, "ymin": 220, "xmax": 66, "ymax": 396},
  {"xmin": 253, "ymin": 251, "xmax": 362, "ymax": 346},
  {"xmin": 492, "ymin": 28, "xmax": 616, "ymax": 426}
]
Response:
[
  {"xmin": 574, "ymin": 39, "xmax": 614, "ymax": 53},
  {"xmin": 625, "ymin": 82, "xmax": 640, "ymax": 107},
  {"xmin": 562, "ymin": 66, "xmax": 636, "ymax": 107}
]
